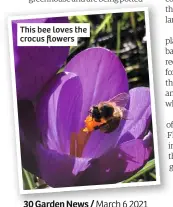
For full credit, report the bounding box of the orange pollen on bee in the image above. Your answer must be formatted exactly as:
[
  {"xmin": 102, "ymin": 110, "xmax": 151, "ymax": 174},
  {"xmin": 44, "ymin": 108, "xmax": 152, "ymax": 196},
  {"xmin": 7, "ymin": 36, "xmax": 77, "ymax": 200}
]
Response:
[{"xmin": 83, "ymin": 115, "xmax": 106, "ymax": 133}]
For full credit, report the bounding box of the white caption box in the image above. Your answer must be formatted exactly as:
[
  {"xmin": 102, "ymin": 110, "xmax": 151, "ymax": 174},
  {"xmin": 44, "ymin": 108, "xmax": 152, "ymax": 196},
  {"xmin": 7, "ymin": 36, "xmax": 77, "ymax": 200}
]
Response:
[{"xmin": 17, "ymin": 23, "xmax": 90, "ymax": 46}]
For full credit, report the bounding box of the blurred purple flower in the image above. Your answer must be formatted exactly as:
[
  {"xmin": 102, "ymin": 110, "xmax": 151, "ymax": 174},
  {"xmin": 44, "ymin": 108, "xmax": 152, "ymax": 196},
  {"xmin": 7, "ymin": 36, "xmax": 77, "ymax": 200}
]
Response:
[
  {"xmin": 12, "ymin": 17, "xmax": 69, "ymax": 100},
  {"xmin": 19, "ymin": 48, "xmax": 153, "ymax": 188}
]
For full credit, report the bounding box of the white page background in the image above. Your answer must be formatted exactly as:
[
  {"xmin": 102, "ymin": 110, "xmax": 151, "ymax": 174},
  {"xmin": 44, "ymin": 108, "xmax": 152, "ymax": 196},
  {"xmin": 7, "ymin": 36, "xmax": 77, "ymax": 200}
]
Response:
[{"xmin": 0, "ymin": 1, "xmax": 167, "ymax": 206}]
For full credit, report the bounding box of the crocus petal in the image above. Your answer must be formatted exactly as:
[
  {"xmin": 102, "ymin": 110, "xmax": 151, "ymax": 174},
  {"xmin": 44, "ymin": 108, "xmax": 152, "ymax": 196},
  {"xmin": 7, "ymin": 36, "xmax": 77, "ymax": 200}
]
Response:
[
  {"xmin": 21, "ymin": 138, "xmax": 91, "ymax": 187},
  {"xmin": 143, "ymin": 131, "xmax": 153, "ymax": 161},
  {"xmin": 82, "ymin": 125, "xmax": 125, "ymax": 158},
  {"xmin": 64, "ymin": 47, "xmax": 128, "ymax": 128},
  {"xmin": 18, "ymin": 100, "xmax": 39, "ymax": 144},
  {"xmin": 18, "ymin": 100, "xmax": 41, "ymax": 175},
  {"xmin": 36, "ymin": 72, "xmax": 83, "ymax": 154},
  {"xmin": 19, "ymin": 100, "xmax": 91, "ymax": 187},
  {"xmin": 118, "ymin": 87, "xmax": 151, "ymax": 144},
  {"xmin": 77, "ymin": 132, "xmax": 153, "ymax": 186},
  {"xmin": 12, "ymin": 17, "xmax": 69, "ymax": 100}
]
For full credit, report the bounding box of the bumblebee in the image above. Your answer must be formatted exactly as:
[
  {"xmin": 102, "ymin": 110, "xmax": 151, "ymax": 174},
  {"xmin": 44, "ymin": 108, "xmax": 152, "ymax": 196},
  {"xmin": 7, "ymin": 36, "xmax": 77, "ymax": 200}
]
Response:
[{"xmin": 83, "ymin": 93, "xmax": 131, "ymax": 133}]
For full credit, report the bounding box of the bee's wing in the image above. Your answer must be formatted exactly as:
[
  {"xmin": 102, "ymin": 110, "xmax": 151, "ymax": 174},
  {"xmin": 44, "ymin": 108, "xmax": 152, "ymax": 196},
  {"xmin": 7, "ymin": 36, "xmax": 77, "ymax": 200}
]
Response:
[
  {"xmin": 120, "ymin": 107, "xmax": 133, "ymax": 120},
  {"xmin": 108, "ymin": 93, "xmax": 130, "ymax": 108}
]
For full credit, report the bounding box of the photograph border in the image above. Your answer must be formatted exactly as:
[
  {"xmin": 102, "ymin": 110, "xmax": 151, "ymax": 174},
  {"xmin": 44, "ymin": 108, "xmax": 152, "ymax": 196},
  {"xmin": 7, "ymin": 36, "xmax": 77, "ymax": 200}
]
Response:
[{"xmin": 8, "ymin": 7, "xmax": 160, "ymax": 195}]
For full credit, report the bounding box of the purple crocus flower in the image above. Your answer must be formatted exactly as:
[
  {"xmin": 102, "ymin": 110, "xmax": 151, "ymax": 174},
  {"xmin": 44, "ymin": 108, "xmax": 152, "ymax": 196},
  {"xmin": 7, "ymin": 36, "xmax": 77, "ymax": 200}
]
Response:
[
  {"xmin": 19, "ymin": 47, "xmax": 153, "ymax": 188},
  {"xmin": 12, "ymin": 17, "xmax": 69, "ymax": 100}
]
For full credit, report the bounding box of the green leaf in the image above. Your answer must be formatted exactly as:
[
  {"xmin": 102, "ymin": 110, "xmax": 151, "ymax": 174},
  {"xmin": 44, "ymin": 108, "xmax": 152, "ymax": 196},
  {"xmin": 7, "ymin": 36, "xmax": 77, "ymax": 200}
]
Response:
[
  {"xmin": 123, "ymin": 159, "xmax": 155, "ymax": 183},
  {"xmin": 90, "ymin": 14, "xmax": 112, "ymax": 44},
  {"xmin": 130, "ymin": 12, "xmax": 136, "ymax": 30},
  {"xmin": 116, "ymin": 20, "xmax": 121, "ymax": 56},
  {"xmin": 22, "ymin": 169, "xmax": 35, "ymax": 190}
]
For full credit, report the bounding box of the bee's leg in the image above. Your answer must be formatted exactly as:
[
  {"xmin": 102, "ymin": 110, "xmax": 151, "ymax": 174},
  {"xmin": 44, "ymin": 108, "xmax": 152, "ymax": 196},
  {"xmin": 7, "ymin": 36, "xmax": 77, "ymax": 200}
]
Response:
[{"xmin": 99, "ymin": 123, "xmax": 109, "ymax": 133}]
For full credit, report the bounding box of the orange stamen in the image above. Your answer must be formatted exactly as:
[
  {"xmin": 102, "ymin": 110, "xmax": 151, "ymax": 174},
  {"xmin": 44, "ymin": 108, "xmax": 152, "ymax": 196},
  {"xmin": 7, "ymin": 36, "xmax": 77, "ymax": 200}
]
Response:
[{"xmin": 70, "ymin": 129, "xmax": 91, "ymax": 157}]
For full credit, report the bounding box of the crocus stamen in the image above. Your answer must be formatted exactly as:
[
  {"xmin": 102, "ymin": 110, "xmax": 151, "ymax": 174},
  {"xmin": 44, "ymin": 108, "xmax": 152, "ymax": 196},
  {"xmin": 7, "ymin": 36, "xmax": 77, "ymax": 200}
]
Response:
[{"xmin": 70, "ymin": 129, "xmax": 91, "ymax": 157}]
